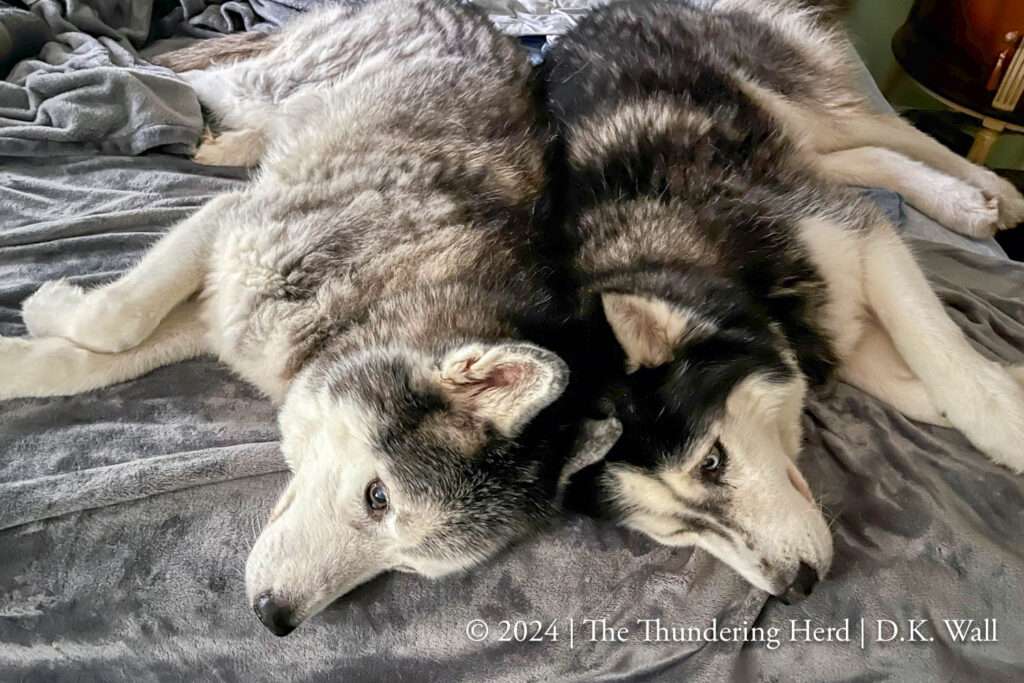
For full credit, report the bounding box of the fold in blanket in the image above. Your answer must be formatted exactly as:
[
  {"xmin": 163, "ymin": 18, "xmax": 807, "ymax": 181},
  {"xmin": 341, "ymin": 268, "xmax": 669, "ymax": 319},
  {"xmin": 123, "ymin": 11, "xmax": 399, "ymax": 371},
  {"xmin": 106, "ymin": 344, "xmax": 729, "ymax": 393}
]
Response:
[
  {"xmin": 0, "ymin": 0, "xmax": 313, "ymax": 157},
  {"xmin": 0, "ymin": 0, "xmax": 198, "ymax": 156},
  {"xmin": 0, "ymin": 0, "xmax": 611, "ymax": 157}
]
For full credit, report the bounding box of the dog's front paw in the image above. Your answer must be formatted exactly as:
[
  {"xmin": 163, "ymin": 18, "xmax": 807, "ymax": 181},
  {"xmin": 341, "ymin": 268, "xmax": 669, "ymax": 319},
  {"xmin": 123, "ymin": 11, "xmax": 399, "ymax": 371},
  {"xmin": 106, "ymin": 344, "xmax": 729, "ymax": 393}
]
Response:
[
  {"xmin": 67, "ymin": 292, "xmax": 160, "ymax": 353},
  {"xmin": 22, "ymin": 281, "xmax": 157, "ymax": 353},
  {"xmin": 194, "ymin": 129, "xmax": 264, "ymax": 168},
  {"xmin": 976, "ymin": 172, "xmax": 1024, "ymax": 230},
  {"xmin": 935, "ymin": 181, "xmax": 1001, "ymax": 238},
  {"xmin": 948, "ymin": 364, "xmax": 1024, "ymax": 473},
  {"xmin": 22, "ymin": 279, "xmax": 86, "ymax": 338}
]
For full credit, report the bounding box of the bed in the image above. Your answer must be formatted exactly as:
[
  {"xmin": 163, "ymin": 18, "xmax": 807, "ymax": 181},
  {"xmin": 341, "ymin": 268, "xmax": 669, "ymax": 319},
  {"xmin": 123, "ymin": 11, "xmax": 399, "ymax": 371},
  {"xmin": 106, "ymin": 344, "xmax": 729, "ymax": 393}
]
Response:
[{"xmin": 2, "ymin": 1, "xmax": 1023, "ymax": 681}]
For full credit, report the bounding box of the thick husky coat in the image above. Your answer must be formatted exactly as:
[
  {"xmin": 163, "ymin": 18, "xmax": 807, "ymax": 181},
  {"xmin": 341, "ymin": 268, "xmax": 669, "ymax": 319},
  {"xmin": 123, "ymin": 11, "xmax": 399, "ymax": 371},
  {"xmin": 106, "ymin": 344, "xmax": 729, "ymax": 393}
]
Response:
[
  {"xmin": 0, "ymin": 1, "xmax": 607, "ymax": 635},
  {"xmin": 548, "ymin": 0, "xmax": 1024, "ymax": 599}
]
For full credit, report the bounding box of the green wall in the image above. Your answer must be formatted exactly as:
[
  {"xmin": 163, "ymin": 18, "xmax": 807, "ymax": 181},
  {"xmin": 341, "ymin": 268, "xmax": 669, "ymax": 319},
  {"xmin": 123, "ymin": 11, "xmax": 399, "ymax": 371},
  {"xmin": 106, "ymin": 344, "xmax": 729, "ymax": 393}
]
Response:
[{"xmin": 844, "ymin": 0, "xmax": 1024, "ymax": 168}]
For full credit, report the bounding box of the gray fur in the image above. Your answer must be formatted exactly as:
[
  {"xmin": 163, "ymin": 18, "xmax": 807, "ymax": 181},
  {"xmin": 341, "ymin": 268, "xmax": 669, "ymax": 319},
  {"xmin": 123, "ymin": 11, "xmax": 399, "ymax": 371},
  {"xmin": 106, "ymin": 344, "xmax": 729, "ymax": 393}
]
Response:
[
  {"xmin": 195, "ymin": 0, "xmax": 577, "ymax": 630},
  {"xmin": 0, "ymin": 0, "xmax": 605, "ymax": 634}
]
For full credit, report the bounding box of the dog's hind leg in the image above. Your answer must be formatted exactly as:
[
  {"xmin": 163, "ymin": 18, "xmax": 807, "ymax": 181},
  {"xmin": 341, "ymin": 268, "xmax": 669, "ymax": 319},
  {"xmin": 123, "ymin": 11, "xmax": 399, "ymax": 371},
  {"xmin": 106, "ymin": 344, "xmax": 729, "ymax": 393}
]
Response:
[
  {"xmin": 839, "ymin": 321, "xmax": 951, "ymax": 427},
  {"xmin": 860, "ymin": 222, "xmax": 1024, "ymax": 471},
  {"xmin": 0, "ymin": 300, "xmax": 206, "ymax": 399},
  {"xmin": 817, "ymin": 147, "xmax": 1001, "ymax": 238},
  {"xmin": 192, "ymin": 128, "xmax": 266, "ymax": 168},
  {"xmin": 178, "ymin": 69, "xmax": 274, "ymax": 168},
  {"xmin": 827, "ymin": 112, "xmax": 1024, "ymax": 230},
  {"xmin": 21, "ymin": 193, "xmax": 240, "ymax": 353},
  {"xmin": 743, "ymin": 79, "xmax": 1024, "ymax": 230}
]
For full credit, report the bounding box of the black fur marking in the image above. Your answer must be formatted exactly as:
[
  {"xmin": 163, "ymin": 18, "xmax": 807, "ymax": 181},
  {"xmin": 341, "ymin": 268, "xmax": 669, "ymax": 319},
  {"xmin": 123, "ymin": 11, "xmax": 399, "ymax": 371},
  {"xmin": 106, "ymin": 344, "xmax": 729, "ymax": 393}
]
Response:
[{"xmin": 549, "ymin": 1, "xmax": 844, "ymax": 522}]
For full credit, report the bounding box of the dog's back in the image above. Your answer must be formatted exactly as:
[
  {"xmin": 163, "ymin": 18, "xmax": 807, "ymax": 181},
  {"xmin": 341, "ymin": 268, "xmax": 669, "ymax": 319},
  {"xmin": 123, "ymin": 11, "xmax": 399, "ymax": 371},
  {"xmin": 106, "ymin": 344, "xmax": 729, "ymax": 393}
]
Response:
[
  {"xmin": 544, "ymin": 0, "xmax": 869, "ymax": 386},
  {"xmin": 187, "ymin": 1, "xmax": 562, "ymax": 391}
]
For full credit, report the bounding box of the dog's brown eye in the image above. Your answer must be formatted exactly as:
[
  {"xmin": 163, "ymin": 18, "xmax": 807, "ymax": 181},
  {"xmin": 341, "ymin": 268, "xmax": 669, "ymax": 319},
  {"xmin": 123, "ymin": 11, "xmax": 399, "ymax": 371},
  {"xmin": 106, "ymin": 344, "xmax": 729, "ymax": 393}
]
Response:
[{"xmin": 365, "ymin": 479, "xmax": 389, "ymax": 514}]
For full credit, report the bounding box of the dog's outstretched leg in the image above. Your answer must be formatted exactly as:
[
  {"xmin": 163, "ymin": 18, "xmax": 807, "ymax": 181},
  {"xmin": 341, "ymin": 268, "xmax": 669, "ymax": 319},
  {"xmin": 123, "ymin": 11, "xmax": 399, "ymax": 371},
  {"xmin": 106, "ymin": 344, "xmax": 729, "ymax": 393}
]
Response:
[
  {"xmin": 740, "ymin": 79, "xmax": 1024, "ymax": 229},
  {"xmin": 817, "ymin": 147, "xmax": 1001, "ymax": 238},
  {"xmin": 193, "ymin": 128, "xmax": 266, "ymax": 168},
  {"xmin": 839, "ymin": 321, "xmax": 951, "ymax": 426},
  {"xmin": 860, "ymin": 223, "xmax": 1024, "ymax": 471},
  {"xmin": 21, "ymin": 193, "xmax": 239, "ymax": 353},
  {"xmin": 0, "ymin": 301, "xmax": 206, "ymax": 399},
  {"xmin": 832, "ymin": 113, "xmax": 1024, "ymax": 230}
]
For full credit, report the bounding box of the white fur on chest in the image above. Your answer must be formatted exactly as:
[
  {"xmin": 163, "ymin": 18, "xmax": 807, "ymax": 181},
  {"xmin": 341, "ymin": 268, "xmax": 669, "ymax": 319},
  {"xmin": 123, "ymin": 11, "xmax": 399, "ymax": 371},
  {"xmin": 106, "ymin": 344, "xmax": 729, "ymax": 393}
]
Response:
[
  {"xmin": 202, "ymin": 217, "xmax": 308, "ymax": 400},
  {"xmin": 796, "ymin": 216, "xmax": 870, "ymax": 360}
]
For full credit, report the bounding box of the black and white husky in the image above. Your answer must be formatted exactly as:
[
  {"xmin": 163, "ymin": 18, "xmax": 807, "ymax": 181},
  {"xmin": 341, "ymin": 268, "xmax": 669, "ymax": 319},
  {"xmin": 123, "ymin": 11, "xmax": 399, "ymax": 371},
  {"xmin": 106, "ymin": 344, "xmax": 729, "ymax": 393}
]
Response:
[
  {"xmin": 549, "ymin": 0, "xmax": 1024, "ymax": 602},
  {"xmin": 0, "ymin": 1, "xmax": 610, "ymax": 635}
]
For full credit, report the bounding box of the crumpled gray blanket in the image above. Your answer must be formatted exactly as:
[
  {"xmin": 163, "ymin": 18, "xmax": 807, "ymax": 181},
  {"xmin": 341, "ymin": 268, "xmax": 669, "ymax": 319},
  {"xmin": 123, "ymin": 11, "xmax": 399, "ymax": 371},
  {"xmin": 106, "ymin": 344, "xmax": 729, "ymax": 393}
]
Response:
[
  {"xmin": 2, "ymin": 0, "xmax": 1024, "ymax": 680},
  {"xmin": 0, "ymin": 0, "xmax": 321, "ymax": 157},
  {"xmin": 0, "ymin": 0, "xmax": 610, "ymax": 157},
  {"xmin": 2, "ymin": 153, "xmax": 1023, "ymax": 681}
]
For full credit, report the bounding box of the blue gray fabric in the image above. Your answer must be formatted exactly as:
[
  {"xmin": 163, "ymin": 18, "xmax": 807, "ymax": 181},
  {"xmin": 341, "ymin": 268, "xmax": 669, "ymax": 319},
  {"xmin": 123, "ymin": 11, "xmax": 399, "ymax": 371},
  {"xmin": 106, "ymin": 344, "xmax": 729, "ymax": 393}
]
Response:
[
  {"xmin": 0, "ymin": 1, "xmax": 196, "ymax": 156},
  {"xmin": 0, "ymin": 0, "xmax": 324, "ymax": 157},
  {"xmin": 1, "ymin": 1, "xmax": 1024, "ymax": 680},
  {"xmin": 475, "ymin": 0, "xmax": 603, "ymax": 36},
  {"xmin": 2, "ymin": 156, "xmax": 1024, "ymax": 681}
]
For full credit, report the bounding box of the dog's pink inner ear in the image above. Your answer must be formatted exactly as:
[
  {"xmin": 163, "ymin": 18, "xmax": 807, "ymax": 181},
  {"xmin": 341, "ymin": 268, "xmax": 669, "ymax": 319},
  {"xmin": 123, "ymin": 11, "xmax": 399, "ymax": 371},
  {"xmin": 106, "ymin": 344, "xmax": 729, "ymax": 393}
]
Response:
[{"xmin": 439, "ymin": 344, "xmax": 568, "ymax": 437}]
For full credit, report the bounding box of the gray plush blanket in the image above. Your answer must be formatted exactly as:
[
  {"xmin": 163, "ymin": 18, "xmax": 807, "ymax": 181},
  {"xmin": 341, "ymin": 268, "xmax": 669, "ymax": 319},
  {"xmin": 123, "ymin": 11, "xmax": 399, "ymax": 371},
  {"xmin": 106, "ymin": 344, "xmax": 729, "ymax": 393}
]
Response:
[
  {"xmin": 2, "ymin": 1, "xmax": 1024, "ymax": 681},
  {"xmin": 0, "ymin": 0, "xmax": 311, "ymax": 157}
]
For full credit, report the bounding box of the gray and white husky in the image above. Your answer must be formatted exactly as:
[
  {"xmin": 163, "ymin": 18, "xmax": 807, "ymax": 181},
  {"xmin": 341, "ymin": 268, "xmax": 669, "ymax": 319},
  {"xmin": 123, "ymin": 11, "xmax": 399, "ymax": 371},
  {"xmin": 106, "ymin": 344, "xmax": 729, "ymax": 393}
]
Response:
[
  {"xmin": 0, "ymin": 1, "xmax": 606, "ymax": 636},
  {"xmin": 549, "ymin": 0, "xmax": 1024, "ymax": 602}
]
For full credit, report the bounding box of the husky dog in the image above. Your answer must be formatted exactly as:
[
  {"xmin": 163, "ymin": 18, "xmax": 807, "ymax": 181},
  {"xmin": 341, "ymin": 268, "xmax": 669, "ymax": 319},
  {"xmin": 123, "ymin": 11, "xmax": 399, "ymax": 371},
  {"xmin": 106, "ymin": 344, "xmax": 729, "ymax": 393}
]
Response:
[
  {"xmin": 548, "ymin": 0, "xmax": 1024, "ymax": 602},
  {"xmin": 0, "ymin": 1, "xmax": 606, "ymax": 636}
]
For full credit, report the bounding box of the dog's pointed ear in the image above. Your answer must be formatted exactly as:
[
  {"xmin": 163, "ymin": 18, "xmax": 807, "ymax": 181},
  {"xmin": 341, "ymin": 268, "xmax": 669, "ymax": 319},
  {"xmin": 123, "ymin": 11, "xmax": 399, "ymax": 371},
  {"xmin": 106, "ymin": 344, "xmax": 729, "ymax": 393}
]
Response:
[
  {"xmin": 438, "ymin": 343, "xmax": 569, "ymax": 436},
  {"xmin": 601, "ymin": 293, "xmax": 688, "ymax": 372}
]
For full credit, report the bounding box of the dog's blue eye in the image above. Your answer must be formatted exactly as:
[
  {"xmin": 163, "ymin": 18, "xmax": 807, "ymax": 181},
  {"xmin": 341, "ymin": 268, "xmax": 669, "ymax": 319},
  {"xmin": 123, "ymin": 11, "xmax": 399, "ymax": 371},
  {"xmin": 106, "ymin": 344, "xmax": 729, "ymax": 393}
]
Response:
[
  {"xmin": 700, "ymin": 443, "xmax": 726, "ymax": 475},
  {"xmin": 366, "ymin": 479, "xmax": 389, "ymax": 514}
]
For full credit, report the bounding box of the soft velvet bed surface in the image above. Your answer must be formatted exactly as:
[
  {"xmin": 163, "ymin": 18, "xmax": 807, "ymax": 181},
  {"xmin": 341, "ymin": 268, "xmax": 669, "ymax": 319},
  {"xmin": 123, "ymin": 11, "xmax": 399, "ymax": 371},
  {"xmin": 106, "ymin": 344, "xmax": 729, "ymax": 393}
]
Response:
[
  {"xmin": 3, "ymin": 1, "xmax": 1024, "ymax": 681},
  {"xmin": 3, "ymin": 156, "xmax": 1024, "ymax": 683}
]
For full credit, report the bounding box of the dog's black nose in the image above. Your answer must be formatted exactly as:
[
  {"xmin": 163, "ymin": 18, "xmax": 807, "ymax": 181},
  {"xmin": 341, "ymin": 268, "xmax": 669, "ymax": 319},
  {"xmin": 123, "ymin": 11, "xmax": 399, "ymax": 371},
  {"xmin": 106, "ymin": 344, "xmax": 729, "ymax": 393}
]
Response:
[
  {"xmin": 254, "ymin": 592, "xmax": 297, "ymax": 637},
  {"xmin": 778, "ymin": 562, "xmax": 819, "ymax": 605}
]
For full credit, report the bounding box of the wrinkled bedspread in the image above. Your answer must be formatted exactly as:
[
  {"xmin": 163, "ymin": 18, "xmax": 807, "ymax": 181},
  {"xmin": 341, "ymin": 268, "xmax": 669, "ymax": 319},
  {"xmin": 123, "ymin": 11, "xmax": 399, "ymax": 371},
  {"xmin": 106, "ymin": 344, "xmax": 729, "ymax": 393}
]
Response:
[{"xmin": 2, "ymin": 1, "xmax": 1024, "ymax": 681}]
